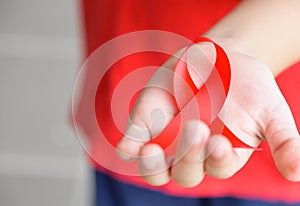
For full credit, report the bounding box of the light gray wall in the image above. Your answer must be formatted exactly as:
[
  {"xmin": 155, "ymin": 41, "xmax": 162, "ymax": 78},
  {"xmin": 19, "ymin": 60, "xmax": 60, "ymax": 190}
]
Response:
[{"xmin": 0, "ymin": 0, "xmax": 91, "ymax": 205}]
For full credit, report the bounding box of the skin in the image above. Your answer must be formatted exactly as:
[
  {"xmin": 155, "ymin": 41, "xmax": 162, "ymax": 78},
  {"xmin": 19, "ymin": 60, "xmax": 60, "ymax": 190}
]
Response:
[{"xmin": 116, "ymin": 0, "xmax": 300, "ymax": 187}]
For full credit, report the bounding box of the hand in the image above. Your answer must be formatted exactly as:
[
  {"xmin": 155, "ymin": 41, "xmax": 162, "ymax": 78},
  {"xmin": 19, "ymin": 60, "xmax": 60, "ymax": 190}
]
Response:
[{"xmin": 116, "ymin": 42, "xmax": 300, "ymax": 187}]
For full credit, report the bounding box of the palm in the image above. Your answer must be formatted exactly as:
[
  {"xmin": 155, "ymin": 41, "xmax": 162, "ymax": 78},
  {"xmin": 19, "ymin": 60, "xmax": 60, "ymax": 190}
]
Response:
[{"xmin": 220, "ymin": 52, "xmax": 288, "ymax": 148}]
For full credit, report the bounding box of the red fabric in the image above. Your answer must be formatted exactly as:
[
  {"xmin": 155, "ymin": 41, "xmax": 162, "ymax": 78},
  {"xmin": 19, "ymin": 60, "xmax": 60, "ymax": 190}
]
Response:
[{"xmin": 77, "ymin": 0, "xmax": 300, "ymax": 202}]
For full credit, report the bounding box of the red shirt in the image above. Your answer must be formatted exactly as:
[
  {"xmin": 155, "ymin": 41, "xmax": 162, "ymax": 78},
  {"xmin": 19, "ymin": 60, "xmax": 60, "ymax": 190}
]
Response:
[{"xmin": 75, "ymin": 0, "xmax": 300, "ymax": 202}]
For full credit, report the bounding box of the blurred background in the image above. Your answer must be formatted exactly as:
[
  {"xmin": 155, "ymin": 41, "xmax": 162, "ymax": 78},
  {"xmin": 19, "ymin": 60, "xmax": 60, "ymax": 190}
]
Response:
[{"xmin": 0, "ymin": 0, "xmax": 92, "ymax": 205}]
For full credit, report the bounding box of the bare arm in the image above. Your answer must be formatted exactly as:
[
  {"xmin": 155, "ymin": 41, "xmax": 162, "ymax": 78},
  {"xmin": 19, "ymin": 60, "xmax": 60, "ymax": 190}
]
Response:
[{"xmin": 205, "ymin": 0, "xmax": 300, "ymax": 75}]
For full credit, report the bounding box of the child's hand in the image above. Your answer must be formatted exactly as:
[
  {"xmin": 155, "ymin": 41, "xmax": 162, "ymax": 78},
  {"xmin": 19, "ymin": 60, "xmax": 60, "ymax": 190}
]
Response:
[{"xmin": 116, "ymin": 43, "xmax": 300, "ymax": 187}]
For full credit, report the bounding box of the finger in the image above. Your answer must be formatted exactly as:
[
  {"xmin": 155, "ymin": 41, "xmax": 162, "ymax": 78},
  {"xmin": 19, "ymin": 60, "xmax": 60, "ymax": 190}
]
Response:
[
  {"xmin": 139, "ymin": 143, "xmax": 171, "ymax": 186},
  {"xmin": 205, "ymin": 135, "xmax": 253, "ymax": 179},
  {"xmin": 171, "ymin": 120, "xmax": 210, "ymax": 187},
  {"xmin": 116, "ymin": 85, "xmax": 178, "ymax": 161},
  {"xmin": 265, "ymin": 102, "xmax": 300, "ymax": 181}
]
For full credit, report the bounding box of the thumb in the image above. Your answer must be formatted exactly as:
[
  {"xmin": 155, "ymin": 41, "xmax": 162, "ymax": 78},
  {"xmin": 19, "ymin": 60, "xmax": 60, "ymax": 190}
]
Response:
[
  {"xmin": 265, "ymin": 100, "xmax": 300, "ymax": 181},
  {"xmin": 116, "ymin": 56, "xmax": 180, "ymax": 161}
]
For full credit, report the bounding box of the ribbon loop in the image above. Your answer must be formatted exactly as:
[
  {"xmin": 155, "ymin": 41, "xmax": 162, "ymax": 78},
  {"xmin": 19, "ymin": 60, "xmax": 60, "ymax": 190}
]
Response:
[{"xmin": 149, "ymin": 37, "xmax": 249, "ymax": 149}]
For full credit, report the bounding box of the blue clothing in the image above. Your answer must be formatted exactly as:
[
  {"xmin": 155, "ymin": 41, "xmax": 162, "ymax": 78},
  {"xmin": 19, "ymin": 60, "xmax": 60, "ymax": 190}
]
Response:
[{"xmin": 94, "ymin": 170, "xmax": 300, "ymax": 206}]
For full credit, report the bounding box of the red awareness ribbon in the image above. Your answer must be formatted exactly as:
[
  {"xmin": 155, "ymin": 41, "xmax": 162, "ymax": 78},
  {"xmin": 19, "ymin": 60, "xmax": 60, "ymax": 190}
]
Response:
[{"xmin": 148, "ymin": 37, "xmax": 249, "ymax": 149}]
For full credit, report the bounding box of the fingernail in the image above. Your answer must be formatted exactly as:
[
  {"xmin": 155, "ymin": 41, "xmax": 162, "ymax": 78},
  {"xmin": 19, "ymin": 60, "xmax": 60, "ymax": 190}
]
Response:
[
  {"xmin": 117, "ymin": 147, "xmax": 135, "ymax": 161},
  {"xmin": 116, "ymin": 139, "xmax": 141, "ymax": 161},
  {"xmin": 125, "ymin": 124, "xmax": 150, "ymax": 142},
  {"xmin": 140, "ymin": 145, "xmax": 164, "ymax": 172},
  {"xmin": 140, "ymin": 156, "xmax": 159, "ymax": 171},
  {"xmin": 209, "ymin": 136, "xmax": 227, "ymax": 159},
  {"xmin": 212, "ymin": 145, "xmax": 226, "ymax": 159}
]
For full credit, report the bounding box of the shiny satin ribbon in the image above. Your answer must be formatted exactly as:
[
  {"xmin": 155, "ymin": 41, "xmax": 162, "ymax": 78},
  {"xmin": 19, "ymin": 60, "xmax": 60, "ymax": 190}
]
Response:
[{"xmin": 148, "ymin": 37, "xmax": 249, "ymax": 149}]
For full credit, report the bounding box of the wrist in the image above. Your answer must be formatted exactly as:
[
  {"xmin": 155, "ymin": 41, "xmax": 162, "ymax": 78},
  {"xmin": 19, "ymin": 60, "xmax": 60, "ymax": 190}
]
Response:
[
  {"xmin": 202, "ymin": 30, "xmax": 244, "ymax": 54},
  {"xmin": 199, "ymin": 0, "xmax": 300, "ymax": 76},
  {"xmin": 202, "ymin": 32, "xmax": 281, "ymax": 76}
]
